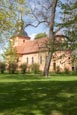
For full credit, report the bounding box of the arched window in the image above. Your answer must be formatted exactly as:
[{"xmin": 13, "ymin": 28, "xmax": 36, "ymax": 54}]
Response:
[
  {"xmin": 45, "ymin": 55, "xmax": 48, "ymax": 62},
  {"xmin": 40, "ymin": 56, "xmax": 42, "ymax": 64},
  {"xmin": 53, "ymin": 62, "xmax": 56, "ymax": 71},
  {"xmin": 32, "ymin": 57, "xmax": 34, "ymax": 64},
  {"xmin": 23, "ymin": 39, "xmax": 25, "ymax": 43},
  {"xmin": 26, "ymin": 57, "xmax": 28, "ymax": 64}
]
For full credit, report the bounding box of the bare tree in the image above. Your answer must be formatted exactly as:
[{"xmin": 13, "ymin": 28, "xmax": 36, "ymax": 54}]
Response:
[
  {"xmin": 43, "ymin": 0, "xmax": 58, "ymax": 76},
  {"xmin": 26, "ymin": 0, "xmax": 77, "ymax": 76},
  {"xmin": 27, "ymin": 0, "xmax": 60, "ymax": 76}
]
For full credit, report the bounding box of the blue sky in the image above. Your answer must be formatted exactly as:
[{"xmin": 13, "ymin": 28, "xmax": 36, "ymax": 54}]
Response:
[
  {"xmin": 25, "ymin": 24, "xmax": 49, "ymax": 39},
  {"xmin": 24, "ymin": 0, "xmax": 63, "ymax": 39}
]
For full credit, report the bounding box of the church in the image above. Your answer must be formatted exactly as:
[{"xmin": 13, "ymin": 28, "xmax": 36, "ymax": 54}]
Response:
[{"xmin": 10, "ymin": 16, "xmax": 73, "ymax": 72}]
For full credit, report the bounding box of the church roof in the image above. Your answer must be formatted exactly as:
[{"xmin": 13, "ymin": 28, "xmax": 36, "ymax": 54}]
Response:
[
  {"xmin": 16, "ymin": 37, "xmax": 48, "ymax": 54},
  {"xmin": 16, "ymin": 29, "xmax": 29, "ymax": 38},
  {"xmin": 22, "ymin": 30, "xmax": 28, "ymax": 37},
  {"xmin": 15, "ymin": 34, "xmax": 67, "ymax": 55}
]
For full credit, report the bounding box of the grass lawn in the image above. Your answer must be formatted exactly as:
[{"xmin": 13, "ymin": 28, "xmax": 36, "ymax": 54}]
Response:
[{"xmin": 0, "ymin": 73, "xmax": 77, "ymax": 115}]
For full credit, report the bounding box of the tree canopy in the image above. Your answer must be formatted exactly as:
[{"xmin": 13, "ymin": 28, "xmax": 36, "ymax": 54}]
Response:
[
  {"xmin": 0, "ymin": 0, "xmax": 28, "ymax": 37},
  {"xmin": 35, "ymin": 33, "xmax": 47, "ymax": 39},
  {"xmin": 3, "ymin": 41, "xmax": 18, "ymax": 63},
  {"xmin": 60, "ymin": 0, "xmax": 77, "ymax": 41}
]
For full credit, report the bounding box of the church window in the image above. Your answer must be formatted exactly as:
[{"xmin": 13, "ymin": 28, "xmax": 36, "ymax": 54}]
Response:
[
  {"xmin": 40, "ymin": 56, "xmax": 42, "ymax": 64},
  {"xmin": 32, "ymin": 57, "xmax": 34, "ymax": 64},
  {"xmin": 23, "ymin": 39, "xmax": 25, "ymax": 43},
  {"xmin": 26, "ymin": 57, "xmax": 28, "ymax": 64},
  {"xmin": 45, "ymin": 55, "xmax": 48, "ymax": 62},
  {"xmin": 68, "ymin": 57, "xmax": 71, "ymax": 60},
  {"xmin": 53, "ymin": 62, "xmax": 56, "ymax": 71}
]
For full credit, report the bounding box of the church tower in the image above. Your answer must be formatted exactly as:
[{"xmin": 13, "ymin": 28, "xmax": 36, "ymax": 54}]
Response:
[
  {"xmin": 10, "ymin": 14, "xmax": 30, "ymax": 47},
  {"xmin": 16, "ymin": 14, "xmax": 29, "ymax": 37}
]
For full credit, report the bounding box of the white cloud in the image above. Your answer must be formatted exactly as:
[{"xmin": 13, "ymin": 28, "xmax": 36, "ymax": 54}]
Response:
[
  {"xmin": 30, "ymin": 33, "xmax": 36, "ymax": 40},
  {"xmin": 31, "ymin": 3, "xmax": 35, "ymax": 10}
]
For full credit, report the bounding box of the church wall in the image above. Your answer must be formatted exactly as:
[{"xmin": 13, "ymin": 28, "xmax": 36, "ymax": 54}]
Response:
[
  {"xmin": 13, "ymin": 37, "xmax": 29, "ymax": 47},
  {"xmin": 50, "ymin": 51, "xmax": 72, "ymax": 72},
  {"xmin": 18, "ymin": 51, "xmax": 72, "ymax": 72},
  {"xmin": 21, "ymin": 52, "xmax": 48, "ymax": 71}
]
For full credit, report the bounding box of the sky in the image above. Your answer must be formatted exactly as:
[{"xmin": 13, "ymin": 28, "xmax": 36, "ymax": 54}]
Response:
[
  {"xmin": 24, "ymin": 0, "xmax": 62, "ymax": 40},
  {"xmin": 25, "ymin": 24, "xmax": 49, "ymax": 40}
]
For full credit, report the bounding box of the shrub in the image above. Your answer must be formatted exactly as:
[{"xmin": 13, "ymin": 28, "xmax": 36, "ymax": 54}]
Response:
[
  {"xmin": 56, "ymin": 66, "xmax": 60, "ymax": 73},
  {"xmin": 0, "ymin": 62, "xmax": 6, "ymax": 73},
  {"xmin": 30, "ymin": 63, "xmax": 40, "ymax": 74},
  {"xmin": 20, "ymin": 63, "xmax": 27, "ymax": 74},
  {"xmin": 8, "ymin": 62, "xmax": 18, "ymax": 74},
  {"xmin": 64, "ymin": 67, "xmax": 69, "ymax": 74}
]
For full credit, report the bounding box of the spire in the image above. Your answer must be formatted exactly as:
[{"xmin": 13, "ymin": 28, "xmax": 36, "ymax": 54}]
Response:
[
  {"xmin": 16, "ymin": 14, "xmax": 28, "ymax": 37},
  {"xmin": 17, "ymin": 14, "xmax": 24, "ymax": 31}
]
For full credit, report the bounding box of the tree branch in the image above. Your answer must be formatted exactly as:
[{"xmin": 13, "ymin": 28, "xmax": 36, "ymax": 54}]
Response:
[{"xmin": 25, "ymin": 20, "xmax": 48, "ymax": 27}]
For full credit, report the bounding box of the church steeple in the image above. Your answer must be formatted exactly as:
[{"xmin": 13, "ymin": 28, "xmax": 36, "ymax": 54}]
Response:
[
  {"xmin": 10, "ymin": 14, "xmax": 30, "ymax": 46},
  {"xmin": 17, "ymin": 14, "xmax": 24, "ymax": 31},
  {"xmin": 16, "ymin": 14, "xmax": 28, "ymax": 37}
]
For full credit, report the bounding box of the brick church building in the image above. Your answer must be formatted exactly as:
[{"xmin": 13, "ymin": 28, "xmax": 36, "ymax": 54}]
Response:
[{"xmin": 10, "ymin": 16, "xmax": 74, "ymax": 72}]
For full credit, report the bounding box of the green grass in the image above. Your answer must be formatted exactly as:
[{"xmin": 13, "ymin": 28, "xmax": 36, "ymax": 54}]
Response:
[{"xmin": 0, "ymin": 73, "xmax": 77, "ymax": 115}]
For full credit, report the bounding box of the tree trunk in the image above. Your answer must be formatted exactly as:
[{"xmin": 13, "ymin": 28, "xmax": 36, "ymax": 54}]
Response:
[
  {"xmin": 43, "ymin": 52, "xmax": 52, "ymax": 77},
  {"xmin": 43, "ymin": 0, "xmax": 58, "ymax": 77}
]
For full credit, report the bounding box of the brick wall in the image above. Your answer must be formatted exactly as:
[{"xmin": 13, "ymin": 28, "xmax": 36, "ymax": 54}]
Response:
[{"xmin": 18, "ymin": 51, "xmax": 72, "ymax": 72}]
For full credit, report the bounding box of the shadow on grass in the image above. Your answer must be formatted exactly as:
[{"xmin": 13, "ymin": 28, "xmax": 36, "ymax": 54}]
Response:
[
  {"xmin": 0, "ymin": 72, "xmax": 77, "ymax": 81},
  {"xmin": 0, "ymin": 73, "xmax": 43, "ymax": 80},
  {"xmin": 0, "ymin": 78, "xmax": 77, "ymax": 115}
]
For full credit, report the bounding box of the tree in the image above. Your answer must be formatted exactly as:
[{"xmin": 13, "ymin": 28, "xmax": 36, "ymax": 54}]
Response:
[
  {"xmin": 27, "ymin": 0, "xmax": 59, "ymax": 76},
  {"xmin": 0, "ymin": 62, "xmax": 6, "ymax": 73},
  {"xmin": 0, "ymin": 0, "xmax": 29, "ymax": 59},
  {"xmin": 43, "ymin": 0, "xmax": 58, "ymax": 76},
  {"xmin": 35, "ymin": 32, "xmax": 47, "ymax": 39},
  {"xmin": 60, "ymin": 0, "xmax": 77, "ymax": 43},
  {"xmin": 3, "ymin": 41, "xmax": 18, "ymax": 64},
  {"xmin": 0, "ymin": 0, "xmax": 15, "ymax": 35},
  {"xmin": 0, "ymin": 0, "xmax": 29, "ymax": 38},
  {"xmin": 27, "ymin": 0, "xmax": 77, "ymax": 76}
]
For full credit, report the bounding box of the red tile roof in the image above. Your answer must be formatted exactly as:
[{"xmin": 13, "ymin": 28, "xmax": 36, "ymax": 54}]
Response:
[
  {"xmin": 15, "ymin": 35, "xmax": 66, "ymax": 55},
  {"xmin": 15, "ymin": 37, "xmax": 48, "ymax": 54}
]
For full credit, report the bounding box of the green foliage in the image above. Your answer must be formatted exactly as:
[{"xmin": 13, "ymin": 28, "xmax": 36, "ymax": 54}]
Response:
[
  {"xmin": 3, "ymin": 42, "xmax": 18, "ymax": 63},
  {"xmin": 0, "ymin": 0, "xmax": 16, "ymax": 33},
  {"xmin": 35, "ymin": 33, "xmax": 47, "ymax": 39},
  {"xmin": 8, "ymin": 62, "xmax": 18, "ymax": 74},
  {"xmin": 64, "ymin": 67, "xmax": 70, "ymax": 74},
  {"xmin": 20, "ymin": 63, "xmax": 27, "ymax": 74},
  {"xmin": 30, "ymin": 63, "xmax": 40, "ymax": 73},
  {"xmin": 0, "ymin": 62, "xmax": 6, "ymax": 73},
  {"xmin": 17, "ymin": 0, "xmax": 25, "ymax": 4},
  {"xmin": 56, "ymin": 66, "xmax": 60, "ymax": 73},
  {"xmin": 60, "ymin": 0, "xmax": 77, "ymax": 44},
  {"xmin": 72, "ymin": 55, "xmax": 77, "ymax": 66},
  {"xmin": 0, "ymin": 0, "xmax": 29, "ymax": 37}
]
